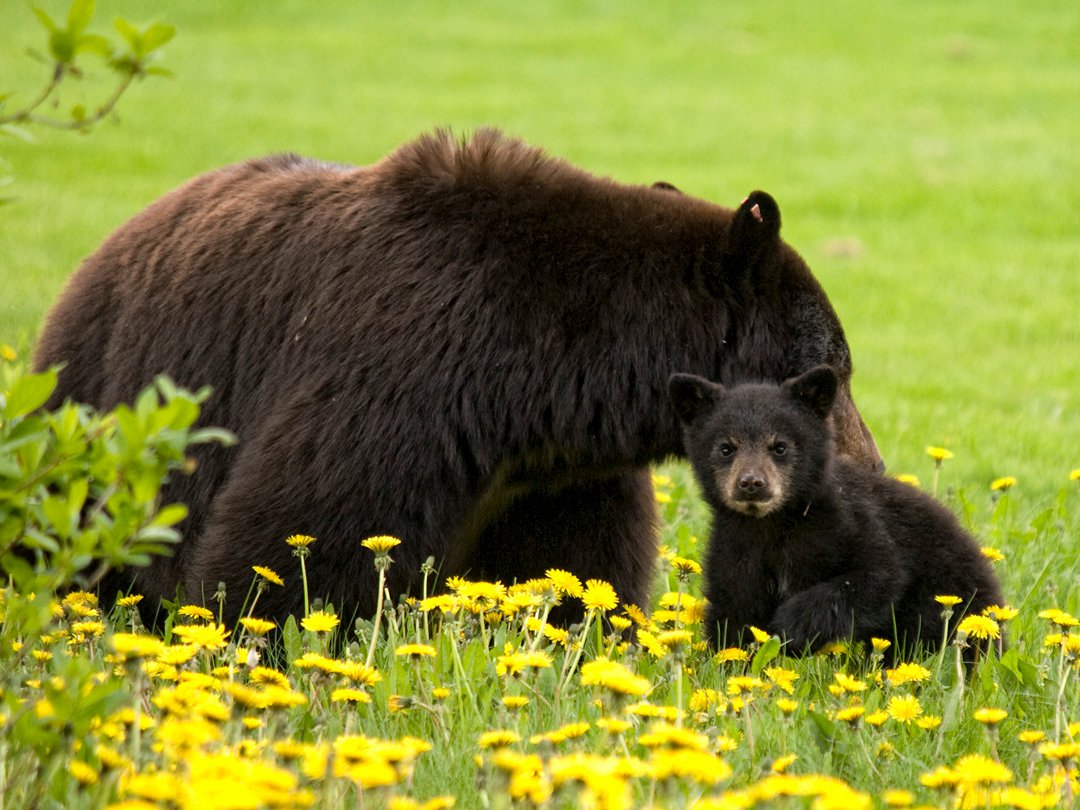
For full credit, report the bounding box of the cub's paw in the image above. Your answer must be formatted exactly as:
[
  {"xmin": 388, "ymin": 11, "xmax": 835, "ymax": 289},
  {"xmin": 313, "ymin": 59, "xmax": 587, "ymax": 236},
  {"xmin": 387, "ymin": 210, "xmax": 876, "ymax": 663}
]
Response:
[{"xmin": 771, "ymin": 589, "xmax": 853, "ymax": 653}]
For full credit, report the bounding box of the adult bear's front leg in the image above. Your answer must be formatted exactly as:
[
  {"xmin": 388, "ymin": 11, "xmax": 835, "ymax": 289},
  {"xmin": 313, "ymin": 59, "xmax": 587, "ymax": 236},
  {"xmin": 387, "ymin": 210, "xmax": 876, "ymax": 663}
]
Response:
[{"xmin": 458, "ymin": 468, "xmax": 659, "ymax": 619}]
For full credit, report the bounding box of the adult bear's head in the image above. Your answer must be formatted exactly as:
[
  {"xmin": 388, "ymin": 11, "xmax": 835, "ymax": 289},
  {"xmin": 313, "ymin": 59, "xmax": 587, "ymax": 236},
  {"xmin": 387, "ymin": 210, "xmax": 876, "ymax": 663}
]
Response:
[{"xmin": 707, "ymin": 189, "xmax": 882, "ymax": 472}]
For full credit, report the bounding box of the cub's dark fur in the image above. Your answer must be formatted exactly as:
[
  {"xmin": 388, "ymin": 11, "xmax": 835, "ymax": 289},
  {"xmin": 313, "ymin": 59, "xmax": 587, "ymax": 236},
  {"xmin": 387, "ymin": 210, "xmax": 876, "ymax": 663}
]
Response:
[
  {"xmin": 670, "ymin": 366, "xmax": 1003, "ymax": 657},
  {"xmin": 35, "ymin": 129, "xmax": 881, "ymax": 625}
]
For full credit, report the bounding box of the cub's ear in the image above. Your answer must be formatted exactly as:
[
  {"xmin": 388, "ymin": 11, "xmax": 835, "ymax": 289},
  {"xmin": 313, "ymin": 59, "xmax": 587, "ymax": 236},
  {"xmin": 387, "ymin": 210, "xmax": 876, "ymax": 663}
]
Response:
[
  {"xmin": 652, "ymin": 181, "xmax": 681, "ymax": 193},
  {"xmin": 669, "ymin": 373, "xmax": 724, "ymax": 424},
  {"xmin": 785, "ymin": 365, "xmax": 839, "ymax": 418},
  {"xmin": 728, "ymin": 190, "xmax": 782, "ymax": 265}
]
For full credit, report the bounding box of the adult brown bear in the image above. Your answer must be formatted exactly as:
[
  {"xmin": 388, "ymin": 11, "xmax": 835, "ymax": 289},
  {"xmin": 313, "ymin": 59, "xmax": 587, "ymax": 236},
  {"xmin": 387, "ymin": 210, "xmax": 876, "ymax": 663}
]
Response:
[{"xmin": 35, "ymin": 129, "xmax": 881, "ymax": 625}]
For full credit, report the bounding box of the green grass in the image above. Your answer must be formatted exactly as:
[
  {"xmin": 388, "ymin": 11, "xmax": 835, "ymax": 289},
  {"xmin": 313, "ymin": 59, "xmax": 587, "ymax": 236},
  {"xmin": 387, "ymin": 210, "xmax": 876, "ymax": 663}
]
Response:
[
  {"xmin": 1, "ymin": 8, "xmax": 1079, "ymax": 801},
  {"xmin": 3, "ymin": 1, "xmax": 1078, "ymax": 498}
]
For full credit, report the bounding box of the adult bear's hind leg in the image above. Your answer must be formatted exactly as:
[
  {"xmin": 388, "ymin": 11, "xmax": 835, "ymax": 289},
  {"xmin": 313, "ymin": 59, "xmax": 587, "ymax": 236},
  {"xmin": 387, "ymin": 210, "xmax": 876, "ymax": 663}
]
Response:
[{"xmin": 460, "ymin": 468, "xmax": 659, "ymax": 618}]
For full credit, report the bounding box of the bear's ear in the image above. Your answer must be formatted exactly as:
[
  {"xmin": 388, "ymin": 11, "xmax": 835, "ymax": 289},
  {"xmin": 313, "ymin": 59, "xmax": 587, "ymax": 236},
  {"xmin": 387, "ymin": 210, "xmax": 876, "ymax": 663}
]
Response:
[
  {"xmin": 784, "ymin": 365, "xmax": 839, "ymax": 418},
  {"xmin": 728, "ymin": 190, "xmax": 782, "ymax": 265},
  {"xmin": 669, "ymin": 373, "xmax": 724, "ymax": 424}
]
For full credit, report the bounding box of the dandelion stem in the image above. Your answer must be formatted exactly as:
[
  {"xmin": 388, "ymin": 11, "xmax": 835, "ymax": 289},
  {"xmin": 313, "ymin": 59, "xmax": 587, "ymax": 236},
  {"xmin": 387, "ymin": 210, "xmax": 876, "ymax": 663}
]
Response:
[
  {"xmin": 365, "ymin": 567, "xmax": 387, "ymax": 667},
  {"xmin": 299, "ymin": 553, "xmax": 311, "ymax": 617}
]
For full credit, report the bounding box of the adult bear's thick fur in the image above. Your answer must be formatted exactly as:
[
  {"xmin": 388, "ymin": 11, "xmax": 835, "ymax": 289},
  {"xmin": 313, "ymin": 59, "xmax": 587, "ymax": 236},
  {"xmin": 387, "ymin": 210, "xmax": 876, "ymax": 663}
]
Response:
[{"xmin": 35, "ymin": 129, "xmax": 881, "ymax": 624}]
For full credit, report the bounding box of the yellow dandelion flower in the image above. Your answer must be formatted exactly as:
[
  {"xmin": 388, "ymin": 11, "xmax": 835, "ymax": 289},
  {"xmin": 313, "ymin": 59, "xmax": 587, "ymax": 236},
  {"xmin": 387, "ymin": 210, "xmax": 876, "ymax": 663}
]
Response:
[
  {"xmin": 689, "ymin": 689, "xmax": 727, "ymax": 713},
  {"xmin": 776, "ymin": 698, "xmax": 799, "ymax": 715},
  {"xmin": 885, "ymin": 662, "xmax": 932, "ymax": 686},
  {"xmin": 973, "ymin": 707, "xmax": 1008, "ymax": 725},
  {"xmin": 714, "ymin": 647, "xmax": 750, "ymax": 664},
  {"xmin": 334, "ymin": 660, "xmax": 382, "ymax": 686},
  {"xmin": 926, "ymin": 446, "xmax": 954, "ymax": 462},
  {"xmin": 882, "ymin": 789, "xmax": 913, "ymax": 806},
  {"xmin": 980, "ymin": 546, "xmax": 1005, "ymax": 562},
  {"xmin": 982, "ymin": 604, "xmax": 1018, "ymax": 622},
  {"xmin": 110, "ymin": 633, "xmax": 166, "ymax": 660},
  {"xmin": 609, "ymin": 615, "xmax": 632, "ymax": 632},
  {"xmin": 395, "ymin": 643, "xmax": 437, "ymax": 658},
  {"xmin": 887, "ymin": 695, "xmax": 923, "ymax": 724},
  {"xmin": 821, "ymin": 639, "xmax": 855, "ymax": 656},
  {"xmin": 626, "ymin": 702, "xmax": 681, "ymax": 721},
  {"xmin": 1017, "ymin": 730, "xmax": 1046, "ymax": 745},
  {"xmin": 156, "ymin": 644, "xmax": 199, "ymax": 666},
  {"xmin": 990, "ymin": 476, "xmax": 1016, "ymax": 492},
  {"xmin": 871, "ymin": 637, "xmax": 892, "ymax": 653},
  {"xmin": 596, "ymin": 717, "xmax": 632, "ymax": 734},
  {"xmin": 656, "ymin": 629, "xmax": 693, "ymax": 648},
  {"xmin": 542, "ymin": 625, "xmax": 570, "ymax": 647},
  {"xmin": 670, "ymin": 556, "xmax": 702, "ymax": 575},
  {"xmin": 581, "ymin": 579, "xmax": 618, "ymax": 612},
  {"xmin": 361, "ymin": 535, "xmax": 401, "ymax": 554},
  {"xmin": 622, "ymin": 603, "xmax": 648, "ymax": 627},
  {"xmin": 650, "ymin": 748, "xmax": 732, "ymax": 784},
  {"xmin": 239, "ymin": 617, "xmax": 276, "ymax": 636},
  {"xmin": 727, "ymin": 676, "xmax": 766, "ymax": 695},
  {"xmin": 331, "ymin": 688, "xmax": 372, "ymax": 704},
  {"xmin": 580, "ymin": 658, "xmax": 650, "ymax": 697},
  {"xmin": 544, "ymin": 568, "xmax": 584, "ymax": 597},
  {"xmin": 171, "ymin": 623, "xmax": 230, "ymax": 651},
  {"xmin": 835, "ymin": 706, "xmax": 865, "ymax": 724},
  {"xmin": 0, "ymin": 344, "xmax": 16, "ymax": 361},
  {"xmin": 638, "ymin": 722, "xmax": 709, "ymax": 751},
  {"xmin": 771, "ymin": 754, "xmax": 798, "ymax": 774},
  {"xmin": 69, "ymin": 760, "xmax": 99, "ymax": 786},
  {"xmin": 456, "ymin": 580, "xmax": 506, "ymax": 602},
  {"xmin": 478, "ymin": 729, "xmax": 521, "ymax": 749},
  {"xmin": 919, "ymin": 766, "xmax": 959, "ymax": 789},
  {"xmin": 1038, "ymin": 608, "xmax": 1079, "ymax": 628},
  {"xmin": 252, "ymin": 565, "xmax": 284, "ymax": 586},
  {"xmin": 893, "ymin": 474, "xmax": 921, "ymax": 488},
  {"xmin": 432, "ymin": 687, "xmax": 450, "ymax": 700},
  {"xmin": 300, "ymin": 610, "xmax": 340, "ymax": 633},
  {"xmin": 249, "ymin": 667, "xmax": 290, "ymax": 689},
  {"xmin": 765, "ymin": 666, "xmax": 799, "ymax": 695},
  {"xmin": 917, "ymin": 715, "xmax": 943, "ymax": 730},
  {"xmin": 748, "ymin": 625, "xmax": 771, "ymax": 644},
  {"xmin": 956, "ymin": 614, "xmax": 1000, "ymax": 640},
  {"xmin": 419, "ymin": 595, "xmax": 459, "ymax": 613},
  {"xmin": 833, "ymin": 672, "xmax": 867, "ymax": 693},
  {"xmin": 1038, "ymin": 741, "xmax": 1080, "ymax": 761},
  {"xmin": 935, "ymin": 595, "xmax": 962, "ymax": 607},
  {"xmin": 952, "ymin": 753, "xmax": 1013, "ymax": 785},
  {"xmin": 178, "ymin": 605, "xmax": 214, "ymax": 622},
  {"xmin": 286, "ymin": 533, "xmax": 316, "ymax": 548},
  {"xmin": 116, "ymin": 594, "xmax": 144, "ymax": 608},
  {"xmin": 501, "ymin": 696, "xmax": 530, "ymax": 710},
  {"xmin": 865, "ymin": 711, "xmax": 890, "ymax": 727}
]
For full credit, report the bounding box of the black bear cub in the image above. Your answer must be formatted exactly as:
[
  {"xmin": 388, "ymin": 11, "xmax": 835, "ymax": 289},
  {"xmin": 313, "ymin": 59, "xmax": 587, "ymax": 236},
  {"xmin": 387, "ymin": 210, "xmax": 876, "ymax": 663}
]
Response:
[{"xmin": 669, "ymin": 366, "xmax": 1003, "ymax": 659}]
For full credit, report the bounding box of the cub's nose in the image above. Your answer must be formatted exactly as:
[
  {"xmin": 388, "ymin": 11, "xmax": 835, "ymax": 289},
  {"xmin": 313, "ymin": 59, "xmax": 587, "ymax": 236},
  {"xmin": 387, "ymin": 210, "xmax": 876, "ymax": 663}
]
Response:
[{"xmin": 738, "ymin": 473, "xmax": 767, "ymax": 494}]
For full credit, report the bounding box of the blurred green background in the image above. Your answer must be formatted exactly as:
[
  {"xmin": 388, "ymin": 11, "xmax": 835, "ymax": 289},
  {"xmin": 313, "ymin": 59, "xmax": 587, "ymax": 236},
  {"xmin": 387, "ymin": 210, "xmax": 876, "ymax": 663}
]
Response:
[{"xmin": 2, "ymin": 1, "xmax": 1078, "ymax": 495}]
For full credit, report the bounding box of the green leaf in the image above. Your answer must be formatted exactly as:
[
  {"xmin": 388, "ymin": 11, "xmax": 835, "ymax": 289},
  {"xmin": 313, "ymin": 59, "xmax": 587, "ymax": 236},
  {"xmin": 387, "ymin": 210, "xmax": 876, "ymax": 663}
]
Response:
[
  {"xmin": 141, "ymin": 21, "xmax": 176, "ymax": 52},
  {"xmin": 32, "ymin": 6, "xmax": 60, "ymax": 34},
  {"xmin": 67, "ymin": 0, "xmax": 96, "ymax": 35},
  {"xmin": 282, "ymin": 615, "xmax": 302, "ymax": 664},
  {"xmin": 750, "ymin": 635, "xmax": 782, "ymax": 676},
  {"xmin": 151, "ymin": 503, "xmax": 188, "ymax": 527},
  {"xmin": 113, "ymin": 17, "xmax": 139, "ymax": 46},
  {"xmin": 3, "ymin": 368, "xmax": 57, "ymax": 420},
  {"xmin": 807, "ymin": 709, "xmax": 838, "ymax": 750},
  {"xmin": 49, "ymin": 28, "xmax": 77, "ymax": 64},
  {"xmin": 189, "ymin": 427, "xmax": 237, "ymax": 447}
]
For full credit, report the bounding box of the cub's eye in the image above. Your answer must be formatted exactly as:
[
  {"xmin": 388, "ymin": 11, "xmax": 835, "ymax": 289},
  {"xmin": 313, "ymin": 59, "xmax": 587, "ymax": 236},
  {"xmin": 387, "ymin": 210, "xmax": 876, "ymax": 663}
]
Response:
[
  {"xmin": 718, "ymin": 443, "xmax": 735, "ymax": 458},
  {"xmin": 771, "ymin": 443, "xmax": 788, "ymax": 457}
]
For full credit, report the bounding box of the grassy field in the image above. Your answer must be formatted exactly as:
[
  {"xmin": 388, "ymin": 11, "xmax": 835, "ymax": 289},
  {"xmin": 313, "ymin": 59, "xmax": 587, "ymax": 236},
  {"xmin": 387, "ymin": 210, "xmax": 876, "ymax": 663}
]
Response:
[
  {"xmin": 1, "ymin": 4, "xmax": 1079, "ymax": 805},
  {"xmin": 2, "ymin": 0, "xmax": 1079, "ymax": 495}
]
